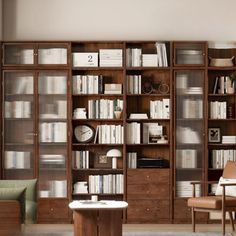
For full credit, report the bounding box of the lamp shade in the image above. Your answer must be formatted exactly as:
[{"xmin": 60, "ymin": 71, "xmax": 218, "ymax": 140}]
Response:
[{"xmin": 106, "ymin": 149, "xmax": 122, "ymax": 157}]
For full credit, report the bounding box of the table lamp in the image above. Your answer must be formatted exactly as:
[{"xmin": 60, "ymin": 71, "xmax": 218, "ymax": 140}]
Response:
[{"xmin": 106, "ymin": 149, "xmax": 122, "ymax": 169}]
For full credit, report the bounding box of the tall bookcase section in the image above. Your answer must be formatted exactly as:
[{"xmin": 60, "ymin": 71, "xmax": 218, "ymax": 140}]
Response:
[
  {"xmin": 125, "ymin": 41, "xmax": 172, "ymax": 223},
  {"xmin": 173, "ymin": 42, "xmax": 207, "ymax": 222},
  {"xmin": 2, "ymin": 42, "xmax": 71, "ymax": 223},
  {"xmin": 71, "ymin": 42, "xmax": 126, "ymax": 203},
  {"xmin": 207, "ymin": 44, "xmax": 236, "ymax": 221}
]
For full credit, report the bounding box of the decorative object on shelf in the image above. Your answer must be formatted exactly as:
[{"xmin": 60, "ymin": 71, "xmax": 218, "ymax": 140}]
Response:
[
  {"xmin": 106, "ymin": 149, "xmax": 122, "ymax": 169},
  {"xmin": 73, "ymin": 108, "xmax": 87, "ymax": 119},
  {"xmin": 209, "ymin": 56, "xmax": 234, "ymax": 67},
  {"xmin": 104, "ymin": 83, "xmax": 122, "ymax": 94},
  {"xmin": 157, "ymin": 81, "xmax": 170, "ymax": 94},
  {"xmin": 74, "ymin": 125, "xmax": 95, "ymax": 143},
  {"xmin": 114, "ymin": 106, "xmax": 122, "ymax": 119},
  {"xmin": 94, "ymin": 154, "xmax": 112, "ymax": 169},
  {"xmin": 142, "ymin": 77, "xmax": 154, "ymax": 94},
  {"xmin": 72, "ymin": 52, "xmax": 98, "ymax": 67},
  {"xmin": 208, "ymin": 128, "xmax": 221, "ymax": 143}
]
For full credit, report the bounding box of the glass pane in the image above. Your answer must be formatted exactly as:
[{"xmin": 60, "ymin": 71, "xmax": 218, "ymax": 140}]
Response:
[
  {"xmin": 175, "ymin": 43, "xmax": 205, "ymax": 65},
  {"xmin": 38, "ymin": 44, "xmax": 68, "ymax": 65},
  {"xmin": 175, "ymin": 70, "xmax": 204, "ymax": 197},
  {"xmin": 3, "ymin": 72, "xmax": 35, "ymax": 179},
  {"xmin": 38, "ymin": 71, "xmax": 68, "ymax": 198},
  {"xmin": 4, "ymin": 44, "xmax": 34, "ymax": 65}
]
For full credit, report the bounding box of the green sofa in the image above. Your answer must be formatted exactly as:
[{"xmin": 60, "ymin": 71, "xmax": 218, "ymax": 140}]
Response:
[{"xmin": 0, "ymin": 179, "xmax": 37, "ymax": 224}]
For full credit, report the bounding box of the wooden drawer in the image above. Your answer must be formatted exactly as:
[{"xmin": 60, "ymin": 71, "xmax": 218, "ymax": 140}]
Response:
[
  {"xmin": 37, "ymin": 199, "xmax": 71, "ymax": 223},
  {"xmin": 127, "ymin": 169, "xmax": 170, "ymax": 185},
  {"xmin": 127, "ymin": 169, "xmax": 170, "ymax": 199},
  {"xmin": 127, "ymin": 199, "xmax": 170, "ymax": 223},
  {"xmin": 127, "ymin": 182, "xmax": 169, "ymax": 199}
]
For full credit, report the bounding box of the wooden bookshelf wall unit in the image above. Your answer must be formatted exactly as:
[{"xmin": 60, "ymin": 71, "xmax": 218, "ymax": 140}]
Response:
[
  {"xmin": 1, "ymin": 41, "xmax": 236, "ymax": 224},
  {"xmin": 71, "ymin": 42, "xmax": 126, "ymax": 206},
  {"xmin": 173, "ymin": 42, "xmax": 208, "ymax": 223},
  {"xmin": 1, "ymin": 42, "xmax": 71, "ymax": 223},
  {"xmin": 207, "ymin": 44, "xmax": 236, "ymax": 221},
  {"xmin": 125, "ymin": 41, "xmax": 172, "ymax": 223}
]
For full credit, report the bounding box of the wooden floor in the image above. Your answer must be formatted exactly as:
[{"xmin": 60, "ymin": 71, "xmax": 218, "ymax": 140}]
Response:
[{"xmin": 22, "ymin": 224, "xmax": 236, "ymax": 235}]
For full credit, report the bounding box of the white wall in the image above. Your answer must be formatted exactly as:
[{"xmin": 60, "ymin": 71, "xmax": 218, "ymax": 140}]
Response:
[{"xmin": 3, "ymin": 0, "xmax": 236, "ymax": 41}]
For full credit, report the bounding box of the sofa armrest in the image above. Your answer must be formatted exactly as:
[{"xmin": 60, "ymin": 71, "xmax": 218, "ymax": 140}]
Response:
[{"xmin": 0, "ymin": 200, "xmax": 21, "ymax": 235}]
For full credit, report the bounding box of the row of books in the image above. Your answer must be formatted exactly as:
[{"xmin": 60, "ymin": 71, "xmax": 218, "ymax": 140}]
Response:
[
  {"xmin": 39, "ymin": 180, "xmax": 67, "ymax": 198},
  {"xmin": 96, "ymin": 125, "xmax": 124, "ymax": 144},
  {"xmin": 126, "ymin": 43, "xmax": 168, "ymax": 67},
  {"xmin": 72, "ymin": 75, "xmax": 103, "ymax": 94},
  {"xmin": 88, "ymin": 174, "xmax": 124, "ymax": 194},
  {"xmin": 182, "ymin": 99, "xmax": 203, "ymax": 119},
  {"xmin": 127, "ymin": 152, "xmax": 137, "ymax": 168},
  {"xmin": 5, "ymin": 101, "xmax": 31, "ymax": 118},
  {"xmin": 126, "ymin": 75, "xmax": 142, "ymax": 94},
  {"xmin": 126, "ymin": 122, "xmax": 165, "ymax": 144},
  {"xmin": 72, "ymin": 151, "xmax": 90, "ymax": 169},
  {"xmin": 176, "ymin": 181, "xmax": 201, "ymax": 197},
  {"xmin": 150, "ymin": 99, "xmax": 170, "ymax": 119},
  {"xmin": 40, "ymin": 100, "xmax": 67, "ymax": 119},
  {"xmin": 4, "ymin": 151, "xmax": 31, "ymax": 169},
  {"xmin": 40, "ymin": 154, "xmax": 65, "ymax": 167},
  {"xmin": 222, "ymin": 136, "xmax": 236, "ymax": 144},
  {"xmin": 176, "ymin": 149, "xmax": 198, "ymax": 168},
  {"xmin": 212, "ymin": 76, "xmax": 235, "ymax": 94},
  {"xmin": 211, "ymin": 149, "xmax": 236, "ymax": 169},
  {"xmin": 39, "ymin": 122, "xmax": 67, "ymax": 142},
  {"xmin": 88, "ymin": 99, "xmax": 123, "ymax": 119},
  {"xmin": 38, "ymin": 75, "xmax": 67, "ymax": 94},
  {"xmin": 209, "ymin": 101, "xmax": 227, "ymax": 119},
  {"xmin": 38, "ymin": 48, "xmax": 67, "ymax": 65},
  {"xmin": 176, "ymin": 126, "xmax": 201, "ymax": 144},
  {"xmin": 6, "ymin": 76, "xmax": 33, "ymax": 94},
  {"xmin": 6, "ymin": 48, "xmax": 34, "ymax": 64}
]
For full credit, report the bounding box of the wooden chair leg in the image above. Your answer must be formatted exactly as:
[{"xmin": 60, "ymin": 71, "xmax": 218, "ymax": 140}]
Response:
[
  {"xmin": 228, "ymin": 212, "xmax": 235, "ymax": 231},
  {"xmin": 222, "ymin": 208, "xmax": 225, "ymax": 236},
  {"xmin": 191, "ymin": 207, "xmax": 196, "ymax": 232}
]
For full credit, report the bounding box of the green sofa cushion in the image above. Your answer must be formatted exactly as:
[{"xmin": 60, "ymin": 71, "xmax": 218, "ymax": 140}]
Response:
[
  {"xmin": 0, "ymin": 179, "xmax": 37, "ymax": 202},
  {"xmin": 0, "ymin": 187, "xmax": 26, "ymax": 223}
]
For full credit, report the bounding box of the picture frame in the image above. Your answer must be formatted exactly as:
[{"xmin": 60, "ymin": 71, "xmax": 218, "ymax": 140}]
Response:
[
  {"xmin": 94, "ymin": 154, "xmax": 112, "ymax": 169},
  {"xmin": 208, "ymin": 128, "xmax": 221, "ymax": 143}
]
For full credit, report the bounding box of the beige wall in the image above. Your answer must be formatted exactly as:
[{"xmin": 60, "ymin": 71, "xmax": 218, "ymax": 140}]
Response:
[{"xmin": 2, "ymin": 0, "xmax": 236, "ymax": 41}]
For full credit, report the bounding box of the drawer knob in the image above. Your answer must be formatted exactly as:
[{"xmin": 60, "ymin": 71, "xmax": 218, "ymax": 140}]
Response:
[
  {"xmin": 50, "ymin": 208, "xmax": 54, "ymax": 212},
  {"xmin": 146, "ymin": 208, "xmax": 150, "ymax": 211}
]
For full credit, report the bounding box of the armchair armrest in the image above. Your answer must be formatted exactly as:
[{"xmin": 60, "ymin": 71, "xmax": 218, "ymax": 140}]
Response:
[{"xmin": 190, "ymin": 181, "xmax": 218, "ymax": 197}]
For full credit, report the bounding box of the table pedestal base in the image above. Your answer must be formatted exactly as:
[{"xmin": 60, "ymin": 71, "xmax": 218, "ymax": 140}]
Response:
[{"xmin": 74, "ymin": 209, "xmax": 122, "ymax": 236}]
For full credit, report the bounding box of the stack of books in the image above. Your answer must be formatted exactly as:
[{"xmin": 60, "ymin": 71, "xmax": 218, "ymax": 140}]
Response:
[
  {"xmin": 73, "ymin": 181, "xmax": 88, "ymax": 194},
  {"xmin": 222, "ymin": 136, "xmax": 236, "ymax": 144},
  {"xmin": 142, "ymin": 54, "xmax": 158, "ymax": 67},
  {"xmin": 176, "ymin": 181, "xmax": 201, "ymax": 197}
]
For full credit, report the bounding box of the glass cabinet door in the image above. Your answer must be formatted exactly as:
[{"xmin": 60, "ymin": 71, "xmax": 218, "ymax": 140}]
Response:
[
  {"xmin": 3, "ymin": 71, "xmax": 35, "ymax": 179},
  {"xmin": 3, "ymin": 44, "xmax": 35, "ymax": 66},
  {"xmin": 38, "ymin": 71, "xmax": 68, "ymax": 198},
  {"xmin": 175, "ymin": 70, "xmax": 205, "ymax": 198},
  {"xmin": 37, "ymin": 44, "xmax": 68, "ymax": 65}
]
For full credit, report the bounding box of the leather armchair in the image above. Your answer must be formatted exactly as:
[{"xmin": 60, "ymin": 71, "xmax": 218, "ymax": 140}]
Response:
[{"xmin": 187, "ymin": 161, "xmax": 236, "ymax": 235}]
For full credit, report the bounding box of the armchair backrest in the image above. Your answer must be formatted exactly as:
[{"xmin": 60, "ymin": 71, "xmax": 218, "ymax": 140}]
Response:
[{"xmin": 223, "ymin": 161, "xmax": 236, "ymax": 179}]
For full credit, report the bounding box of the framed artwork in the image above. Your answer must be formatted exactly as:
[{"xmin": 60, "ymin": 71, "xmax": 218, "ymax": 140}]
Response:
[
  {"xmin": 94, "ymin": 154, "xmax": 112, "ymax": 169},
  {"xmin": 208, "ymin": 128, "xmax": 221, "ymax": 143}
]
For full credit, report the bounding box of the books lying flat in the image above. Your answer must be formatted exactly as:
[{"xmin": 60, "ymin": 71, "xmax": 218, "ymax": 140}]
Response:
[{"xmin": 129, "ymin": 113, "xmax": 148, "ymax": 119}]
